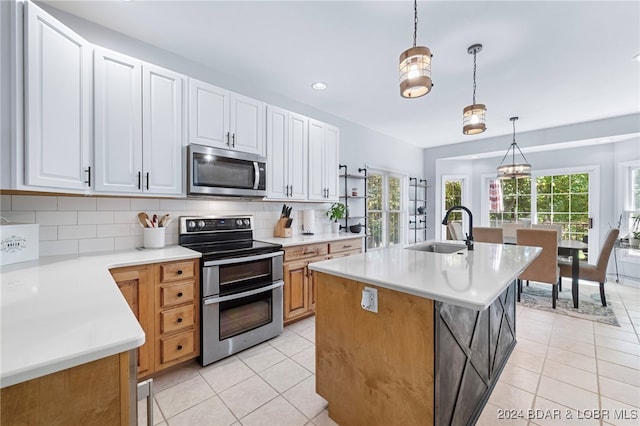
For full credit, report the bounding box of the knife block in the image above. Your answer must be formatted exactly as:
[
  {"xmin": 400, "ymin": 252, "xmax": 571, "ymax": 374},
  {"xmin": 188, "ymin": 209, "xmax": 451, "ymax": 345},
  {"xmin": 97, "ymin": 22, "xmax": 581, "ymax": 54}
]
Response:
[{"xmin": 273, "ymin": 218, "xmax": 293, "ymax": 238}]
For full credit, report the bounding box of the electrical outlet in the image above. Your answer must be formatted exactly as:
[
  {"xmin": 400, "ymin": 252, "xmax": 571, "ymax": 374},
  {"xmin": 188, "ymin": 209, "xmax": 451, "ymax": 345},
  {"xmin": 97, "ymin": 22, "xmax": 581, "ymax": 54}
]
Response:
[{"xmin": 361, "ymin": 287, "xmax": 378, "ymax": 313}]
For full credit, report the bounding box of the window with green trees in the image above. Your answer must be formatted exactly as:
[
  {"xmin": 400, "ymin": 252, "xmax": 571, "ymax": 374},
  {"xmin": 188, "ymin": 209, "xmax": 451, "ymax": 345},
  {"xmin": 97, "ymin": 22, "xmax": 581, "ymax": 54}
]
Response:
[
  {"xmin": 444, "ymin": 180, "xmax": 463, "ymax": 222},
  {"xmin": 367, "ymin": 170, "xmax": 404, "ymax": 249}
]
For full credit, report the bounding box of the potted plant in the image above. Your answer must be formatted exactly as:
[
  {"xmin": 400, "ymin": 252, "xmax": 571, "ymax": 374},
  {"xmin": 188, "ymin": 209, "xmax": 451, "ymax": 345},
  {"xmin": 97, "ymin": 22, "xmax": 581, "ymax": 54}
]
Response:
[{"xmin": 326, "ymin": 203, "xmax": 346, "ymax": 233}]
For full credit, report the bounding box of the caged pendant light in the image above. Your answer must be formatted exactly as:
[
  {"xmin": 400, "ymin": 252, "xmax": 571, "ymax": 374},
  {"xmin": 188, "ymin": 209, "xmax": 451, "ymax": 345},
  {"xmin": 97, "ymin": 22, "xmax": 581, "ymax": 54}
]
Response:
[
  {"xmin": 463, "ymin": 43, "xmax": 487, "ymax": 135},
  {"xmin": 399, "ymin": 0, "xmax": 432, "ymax": 98},
  {"xmin": 497, "ymin": 117, "xmax": 532, "ymax": 179}
]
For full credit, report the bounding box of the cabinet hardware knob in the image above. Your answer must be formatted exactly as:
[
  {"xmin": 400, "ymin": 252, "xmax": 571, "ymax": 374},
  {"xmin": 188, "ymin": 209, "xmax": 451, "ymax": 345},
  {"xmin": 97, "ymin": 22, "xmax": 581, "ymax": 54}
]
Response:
[
  {"xmin": 226, "ymin": 132, "xmax": 230, "ymax": 146},
  {"xmin": 146, "ymin": 172, "xmax": 149, "ymax": 190},
  {"xmin": 177, "ymin": 317, "xmax": 183, "ymax": 323},
  {"xmin": 232, "ymin": 133, "xmax": 236, "ymax": 147},
  {"xmin": 177, "ymin": 270, "xmax": 183, "ymax": 275},
  {"xmin": 177, "ymin": 292, "xmax": 183, "ymax": 297},
  {"xmin": 137, "ymin": 171, "xmax": 141, "ymax": 190},
  {"xmin": 290, "ymin": 185, "xmax": 293, "ymax": 196},
  {"xmin": 177, "ymin": 345, "xmax": 183, "ymax": 350}
]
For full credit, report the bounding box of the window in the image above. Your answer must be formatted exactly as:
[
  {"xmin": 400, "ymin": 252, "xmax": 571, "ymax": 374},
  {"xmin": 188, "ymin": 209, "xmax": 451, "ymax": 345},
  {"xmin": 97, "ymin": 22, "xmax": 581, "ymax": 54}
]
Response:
[
  {"xmin": 444, "ymin": 180, "xmax": 463, "ymax": 222},
  {"xmin": 367, "ymin": 169, "xmax": 405, "ymax": 249},
  {"xmin": 621, "ymin": 161, "xmax": 640, "ymax": 240},
  {"xmin": 486, "ymin": 171, "xmax": 590, "ymax": 241}
]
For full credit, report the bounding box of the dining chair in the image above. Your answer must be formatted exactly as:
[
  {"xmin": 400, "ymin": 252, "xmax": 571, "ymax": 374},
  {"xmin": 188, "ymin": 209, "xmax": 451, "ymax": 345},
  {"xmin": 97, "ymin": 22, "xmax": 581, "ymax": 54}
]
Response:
[
  {"xmin": 558, "ymin": 228, "xmax": 619, "ymax": 307},
  {"xmin": 531, "ymin": 223, "xmax": 565, "ymax": 290},
  {"xmin": 517, "ymin": 229, "xmax": 560, "ymax": 308},
  {"xmin": 447, "ymin": 222, "xmax": 464, "ymax": 241},
  {"xmin": 473, "ymin": 227, "xmax": 503, "ymax": 244},
  {"xmin": 501, "ymin": 222, "xmax": 528, "ymax": 241}
]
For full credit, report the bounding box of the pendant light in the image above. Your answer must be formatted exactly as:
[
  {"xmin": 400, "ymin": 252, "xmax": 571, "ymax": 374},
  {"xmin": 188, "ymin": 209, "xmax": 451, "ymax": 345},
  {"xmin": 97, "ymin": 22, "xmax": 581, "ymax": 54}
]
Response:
[
  {"xmin": 399, "ymin": 0, "xmax": 432, "ymax": 98},
  {"xmin": 463, "ymin": 44, "xmax": 487, "ymax": 135},
  {"xmin": 497, "ymin": 117, "xmax": 531, "ymax": 179}
]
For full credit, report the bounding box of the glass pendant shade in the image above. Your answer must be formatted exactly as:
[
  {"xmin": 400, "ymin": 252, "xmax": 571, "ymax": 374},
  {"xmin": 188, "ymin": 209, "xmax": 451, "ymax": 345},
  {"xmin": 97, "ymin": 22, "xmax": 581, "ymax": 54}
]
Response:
[
  {"xmin": 399, "ymin": 46, "xmax": 432, "ymax": 98},
  {"xmin": 497, "ymin": 161, "xmax": 532, "ymax": 179},
  {"xmin": 462, "ymin": 104, "xmax": 487, "ymax": 135}
]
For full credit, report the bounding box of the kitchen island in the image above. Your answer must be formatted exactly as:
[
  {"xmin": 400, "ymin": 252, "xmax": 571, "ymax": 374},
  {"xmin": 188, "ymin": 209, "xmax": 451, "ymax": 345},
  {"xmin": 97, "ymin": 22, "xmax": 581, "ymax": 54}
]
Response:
[{"xmin": 308, "ymin": 241, "xmax": 541, "ymax": 426}]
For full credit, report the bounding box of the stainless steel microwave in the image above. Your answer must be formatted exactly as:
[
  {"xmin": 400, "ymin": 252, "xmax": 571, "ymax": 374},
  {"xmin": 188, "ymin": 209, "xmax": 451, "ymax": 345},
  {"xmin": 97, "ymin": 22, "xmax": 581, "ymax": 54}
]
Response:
[{"xmin": 187, "ymin": 144, "xmax": 267, "ymax": 197}]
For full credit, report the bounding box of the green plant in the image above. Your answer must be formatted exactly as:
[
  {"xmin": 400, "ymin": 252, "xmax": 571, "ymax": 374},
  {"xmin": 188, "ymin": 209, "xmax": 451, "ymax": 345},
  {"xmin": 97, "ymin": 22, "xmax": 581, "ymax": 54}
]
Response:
[{"xmin": 326, "ymin": 203, "xmax": 347, "ymax": 222}]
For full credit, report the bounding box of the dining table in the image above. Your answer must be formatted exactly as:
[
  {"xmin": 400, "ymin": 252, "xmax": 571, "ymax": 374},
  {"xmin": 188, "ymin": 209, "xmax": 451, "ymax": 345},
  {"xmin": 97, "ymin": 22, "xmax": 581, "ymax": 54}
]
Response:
[{"xmin": 503, "ymin": 236, "xmax": 588, "ymax": 308}]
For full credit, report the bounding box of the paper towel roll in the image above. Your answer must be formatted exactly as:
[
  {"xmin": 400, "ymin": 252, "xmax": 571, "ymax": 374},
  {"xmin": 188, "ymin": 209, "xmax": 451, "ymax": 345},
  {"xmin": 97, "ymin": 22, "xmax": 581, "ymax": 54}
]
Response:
[{"xmin": 302, "ymin": 210, "xmax": 315, "ymax": 235}]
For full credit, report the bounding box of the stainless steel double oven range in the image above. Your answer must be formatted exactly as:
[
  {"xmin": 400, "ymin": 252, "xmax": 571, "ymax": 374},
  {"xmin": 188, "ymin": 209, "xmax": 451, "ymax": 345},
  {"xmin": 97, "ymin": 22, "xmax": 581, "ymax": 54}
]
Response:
[{"xmin": 179, "ymin": 216, "xmax": 283, "ymax": 366}]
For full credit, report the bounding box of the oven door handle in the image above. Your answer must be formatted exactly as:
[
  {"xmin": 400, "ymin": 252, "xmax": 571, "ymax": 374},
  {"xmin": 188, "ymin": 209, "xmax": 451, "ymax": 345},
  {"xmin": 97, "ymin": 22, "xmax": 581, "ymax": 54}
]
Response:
[
  {"xmin": 253, "ymin": 161, "xmax": 260, "ymax": 190},
  {"xmin": 203, "ymin": 250, "xmax": 283, "ymax": 267},
  {"xmin": 203, "ymin": 280, "xmax": 284, "ymax": 305}
]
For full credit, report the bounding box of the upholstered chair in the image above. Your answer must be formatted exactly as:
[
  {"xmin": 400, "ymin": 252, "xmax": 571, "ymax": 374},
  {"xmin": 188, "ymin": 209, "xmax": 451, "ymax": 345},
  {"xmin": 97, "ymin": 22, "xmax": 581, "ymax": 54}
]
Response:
[
  {"xmin": 473, "ymin": 227, "xmax": 503, "ymax": 244},
  {"xmin": 559, "ymin": 228, "xmax": 619, "ymax": 307},
  {"xmin": 517, "ymin": 229, "xmax": 560, "ymax": 308},
  {"xmin": 446, "ymin": 222, "xmax": 464, "ymax": 241}
]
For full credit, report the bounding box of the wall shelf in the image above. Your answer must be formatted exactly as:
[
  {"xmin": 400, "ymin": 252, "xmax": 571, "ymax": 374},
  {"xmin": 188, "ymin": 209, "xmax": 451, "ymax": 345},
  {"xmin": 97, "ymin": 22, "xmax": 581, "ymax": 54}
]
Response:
[
  {"xmin": 339, "ymin": 164, "xmax": 368, "ymax": 252},
  {"xmin": 409, "ymin": 177, "xmax": 428, "ymax": 244}
]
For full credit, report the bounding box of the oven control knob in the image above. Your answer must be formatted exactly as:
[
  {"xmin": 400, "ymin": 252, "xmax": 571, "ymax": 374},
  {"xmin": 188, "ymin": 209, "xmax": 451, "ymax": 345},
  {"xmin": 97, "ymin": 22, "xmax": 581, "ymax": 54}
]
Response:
[
  {"xmin": 187, "ymin": 221, "xmax": 196, "ymax": 229},
  {"xmin": 243, "ymin": 219, "xmax": 251, "ymax": 227},
  {"xmin": 198, "ymin": 220, "xmax": 206, "ymax": 229},
  {"xmin": 235, "ymin": 219, "xmax": 243, "ymax": 227}
]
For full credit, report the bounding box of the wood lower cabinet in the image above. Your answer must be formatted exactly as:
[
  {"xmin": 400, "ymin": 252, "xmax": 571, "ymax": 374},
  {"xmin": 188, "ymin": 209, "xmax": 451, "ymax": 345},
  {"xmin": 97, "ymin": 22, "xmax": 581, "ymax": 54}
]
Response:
[
  {"xmin": 111, "ymin": 265, "xmax": 153, "ymax": 378},
  {"xmin": 110, "ymin": 258, "xmax": 199, "ymax": 378},
  {"xmin": 283, "ymin": 238, "xmax": 362, "ymax": 325},
  {"xmin": 0, "ymin": 352, "xmax": 133, "ymax": 426}
]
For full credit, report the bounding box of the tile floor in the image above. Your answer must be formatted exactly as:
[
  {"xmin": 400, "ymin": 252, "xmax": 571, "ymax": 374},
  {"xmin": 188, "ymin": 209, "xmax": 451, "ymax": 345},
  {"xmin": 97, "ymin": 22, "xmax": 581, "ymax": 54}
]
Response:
[{"xmin": 142, "ymin": 281, "xmax": 640, "ymax": 426}]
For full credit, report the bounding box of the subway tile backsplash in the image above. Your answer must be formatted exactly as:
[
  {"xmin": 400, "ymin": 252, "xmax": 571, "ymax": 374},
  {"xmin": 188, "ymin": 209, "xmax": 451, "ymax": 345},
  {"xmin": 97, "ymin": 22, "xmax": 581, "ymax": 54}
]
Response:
[{"xmin": 1, "ymin": 195, "xmax": 333, "ymax": 257}]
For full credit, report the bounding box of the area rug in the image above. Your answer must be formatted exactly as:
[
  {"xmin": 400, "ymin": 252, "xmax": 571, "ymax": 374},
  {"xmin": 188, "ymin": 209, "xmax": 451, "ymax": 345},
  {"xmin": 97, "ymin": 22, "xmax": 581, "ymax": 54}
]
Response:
[{"xmin": 519, "ymin": 282, "xmax": 620, "ymax": 326}]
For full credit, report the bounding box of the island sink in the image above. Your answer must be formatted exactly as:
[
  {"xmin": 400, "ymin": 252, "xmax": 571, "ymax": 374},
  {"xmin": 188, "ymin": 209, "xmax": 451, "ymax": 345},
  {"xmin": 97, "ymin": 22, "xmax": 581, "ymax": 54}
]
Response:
[{"xmin": 405, "ymin": 241, "xmax": 467, "ymax": 254}]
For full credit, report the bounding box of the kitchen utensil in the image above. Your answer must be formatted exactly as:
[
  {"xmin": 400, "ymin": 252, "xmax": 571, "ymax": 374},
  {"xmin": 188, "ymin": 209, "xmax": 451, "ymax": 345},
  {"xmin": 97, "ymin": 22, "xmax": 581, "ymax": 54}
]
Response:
[
  {"xmin": 349, "ymin": 224, "xmax": 362, "ymax": 233},
  {"xmin": 159, "ymin": 214, "xmax": 170, "ymax": 227},
  {"xmin": 285, "ymin": 218, "xmax": 293, "ymax": 228},
  {"xmin": 286, "ymin": 206, "xmax": 292, "ymax": 217},
  {"xmin": 138, "ymin": 212, "xmax": 150, "ymax": 228},
  {"xmin": 281, "ymin": 204, "xmax": 287, "ymax": 218},
  {"xmin": 145, "ymin": 218, "xmax": 154, "ymax": 228},
  {"xmin": 152, "ymin": 214, "xmax": 158, "ymax": 227}
]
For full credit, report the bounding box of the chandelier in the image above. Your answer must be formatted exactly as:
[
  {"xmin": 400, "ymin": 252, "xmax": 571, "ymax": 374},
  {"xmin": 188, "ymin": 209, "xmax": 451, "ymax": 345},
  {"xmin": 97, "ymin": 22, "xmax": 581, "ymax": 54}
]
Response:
[
  {"xmin": 497, "ymin": 117, "xmax": 531, "ymax": 179},
  {"xmin": 463, "ymin": 44, "xmax": 486, "ymax": 135},
  {"xmin": 399, "ymin": 0, "xmax": 432, "ymax": 98}
]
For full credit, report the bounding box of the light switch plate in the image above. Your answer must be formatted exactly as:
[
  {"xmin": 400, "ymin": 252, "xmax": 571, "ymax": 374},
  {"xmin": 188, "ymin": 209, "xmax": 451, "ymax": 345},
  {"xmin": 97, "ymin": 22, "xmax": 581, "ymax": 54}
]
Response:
[{"xmin": 361, "ymin": 287, "xmax": 378, "ymax": 313}]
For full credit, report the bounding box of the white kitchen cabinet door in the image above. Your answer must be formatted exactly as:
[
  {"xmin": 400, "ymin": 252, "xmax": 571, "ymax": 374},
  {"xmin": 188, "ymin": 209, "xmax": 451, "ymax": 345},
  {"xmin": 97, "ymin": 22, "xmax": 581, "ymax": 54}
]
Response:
[
  {"xmin": 230, "ymin": 93, "xmax": 264, "ymax": 156},
  {"xmin": 266, "ymin": 106, "xmax": 307, "ymax": 200},
  {"xmin": 188, "ymin": 78, "xmax": 229, "ymax": 148},
  {"xmin": 142, "ymin": 64, "xmax": 184, "ymax": 195},
  {"xmin": 94, "ymin": 47, "xmax": 143, "ymax": 193},
  {"xmin": 266, "ymin": 106, "xmax": 288, "ymax": 199},
  {"xmin": 308, "ymin": 120, "xmax": 339, "ymax": 202},
  {"xmin": 288, "ymin": 112, "xmax": 308, "ymax": 200},
  {"xmin": 24, "ymin": 1, "xmax": 91, "ymax": 191}
]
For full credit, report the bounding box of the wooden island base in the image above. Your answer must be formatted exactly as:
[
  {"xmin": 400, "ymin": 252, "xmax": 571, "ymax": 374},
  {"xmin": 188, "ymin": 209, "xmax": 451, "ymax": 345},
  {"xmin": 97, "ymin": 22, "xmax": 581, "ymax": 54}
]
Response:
[{"xmin": 315, "ymin": 272, "xmax": 517, "ymax": 426}]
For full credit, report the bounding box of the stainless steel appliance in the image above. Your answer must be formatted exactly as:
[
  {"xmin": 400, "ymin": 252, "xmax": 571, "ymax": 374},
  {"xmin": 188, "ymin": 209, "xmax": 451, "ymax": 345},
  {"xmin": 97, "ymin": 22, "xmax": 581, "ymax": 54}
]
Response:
[
  {"xmin": 178, "ymin": 215, "xmax": 283, "ymax": 366},
  {"xmin": 187, "ymin": 144, "xmax": 267, "ymax": 197}
]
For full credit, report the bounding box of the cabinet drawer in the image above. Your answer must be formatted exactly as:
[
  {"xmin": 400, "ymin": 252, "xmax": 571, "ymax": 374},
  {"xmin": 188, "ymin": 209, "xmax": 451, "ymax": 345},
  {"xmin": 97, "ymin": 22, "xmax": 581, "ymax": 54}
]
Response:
[
  {"xmin": 158, "ymin": 260, "xmax": 196, "ymax": 283},
  {"xmin": 159, "ymin": 281, "xmax": 195, "ymax": 308},
  {"xmin": 329, "ymin": 238, "xmax": 362, "ymax": 254},
  {"xmin": 160, "ymin": 304, "xmax": 195, "ymax": 334},
  {"xmin": 284, "ymin": 243, "xmax": 329, "ymax": 262},
  {"xmin": 160, "ymin": 330, "xmax": 196, "ymax": 364}
]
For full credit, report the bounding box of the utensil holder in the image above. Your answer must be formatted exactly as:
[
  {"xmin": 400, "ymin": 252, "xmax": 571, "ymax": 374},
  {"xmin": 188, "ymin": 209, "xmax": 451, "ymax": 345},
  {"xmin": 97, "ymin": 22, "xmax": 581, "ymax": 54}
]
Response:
[
  {"xmin": 273, "ymin": 218, "xmax": 293, "ymax": 238},
  {"xmin": 143, "ymin": 227, "xmax": 166, "ymax": 248}
]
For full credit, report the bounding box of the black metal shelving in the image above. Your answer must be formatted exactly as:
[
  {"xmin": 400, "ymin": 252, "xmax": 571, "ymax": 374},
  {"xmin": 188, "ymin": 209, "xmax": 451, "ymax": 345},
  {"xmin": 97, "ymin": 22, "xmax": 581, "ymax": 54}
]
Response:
[
  {"xmin": 409, "ymin": 177, "xmax": 428, "ymax": 244},
  {"xmin": 339, "ymin": 164, "xmax": 368, "ymax": 251}
]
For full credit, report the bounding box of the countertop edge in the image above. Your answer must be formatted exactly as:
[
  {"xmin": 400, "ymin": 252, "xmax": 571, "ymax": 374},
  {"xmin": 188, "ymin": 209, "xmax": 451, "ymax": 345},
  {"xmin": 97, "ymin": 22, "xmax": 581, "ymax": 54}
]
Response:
[{"xmin": 256, "ymin": 232, "xmax": 365, "ymax": 247}]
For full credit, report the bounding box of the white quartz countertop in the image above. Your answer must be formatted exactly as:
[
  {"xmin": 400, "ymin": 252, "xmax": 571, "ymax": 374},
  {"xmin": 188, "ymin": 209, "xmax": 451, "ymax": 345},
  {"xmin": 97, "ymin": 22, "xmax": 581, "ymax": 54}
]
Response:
[
  {"xmin": 308, "ymin": 241, "xmax": 541, "ymax": 311},
  {"xmin": 257, "ymin": 232, "xmax": 365, "ymax": 247},
  {"xmin": 0, "ymin": 246, "xmax": 201, "ymax": 388}
]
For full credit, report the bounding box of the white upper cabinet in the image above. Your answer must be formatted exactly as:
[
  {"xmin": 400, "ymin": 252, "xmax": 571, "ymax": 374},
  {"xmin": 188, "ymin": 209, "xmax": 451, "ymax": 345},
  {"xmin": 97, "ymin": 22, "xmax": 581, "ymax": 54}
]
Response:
[
  {"xmin": 266, "ymin": 105, "xmax": 307, "ymax": 200},
  {"xmin": 94, "ymin": 47, "xmax": 142, "ymax": 193},
  {"xmin": 142, "ymin": 64, "xmax": 183, "ymax": 195},
  {"xmin": 94, "ymin": 48, "xmax": 183, "ymax": 195},
  {"xmin": 188, "ymin": 78, "xmax": 264, "ymax": 156},
  {"xmin": 308, "ymin": 119, "xmax": 339, "ymax": 202},
  {"xmin": 24, "ymin": 1, "xmax": 92, "ymax": 191}
]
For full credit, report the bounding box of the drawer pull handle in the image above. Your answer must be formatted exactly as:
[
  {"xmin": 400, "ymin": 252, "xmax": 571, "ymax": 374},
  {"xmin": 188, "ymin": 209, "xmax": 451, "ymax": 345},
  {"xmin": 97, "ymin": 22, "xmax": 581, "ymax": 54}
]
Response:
[
  {"xmin": 303, "ymin": 250, "xmax": 316, "ymax": 255},
  {"xmin": 177, "ymin": 270, "xmax": 183, "ymax": 275},
  {"xmin": 343, "ymin": 245, "xmax": 352, "ymax": 248},
  {"xmin": 177, "ymin": 345, "xmax": 183, "ymax": 351},
  {"xmin": 177, "ymin": 292, "xmax": 183, "ymax": 297},
  {"xmin": 177, "ymin": 317, "xmax": 183, "ymax": 323}
]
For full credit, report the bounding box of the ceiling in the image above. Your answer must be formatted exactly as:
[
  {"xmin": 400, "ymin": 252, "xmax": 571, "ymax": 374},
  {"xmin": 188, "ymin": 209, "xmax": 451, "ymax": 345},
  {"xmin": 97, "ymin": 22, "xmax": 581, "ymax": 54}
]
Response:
[{"xmin": 41, "ymin": 0, "xmax": 640, "ymax": 149}]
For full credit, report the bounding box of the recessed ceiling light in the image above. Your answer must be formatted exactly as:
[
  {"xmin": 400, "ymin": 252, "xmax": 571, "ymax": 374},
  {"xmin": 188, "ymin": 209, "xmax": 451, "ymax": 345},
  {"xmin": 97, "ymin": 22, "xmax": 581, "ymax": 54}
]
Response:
[{"xmin": 311, "ymin": 81, "xmax": 327, "ymax": 91}]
